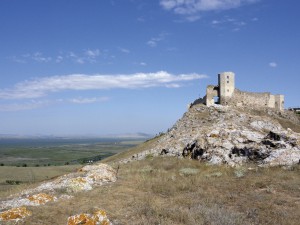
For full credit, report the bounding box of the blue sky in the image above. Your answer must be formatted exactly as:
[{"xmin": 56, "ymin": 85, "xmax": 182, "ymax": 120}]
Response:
[{"xmin": 0, "ymin": 0, "xmax": 299, "ymax": 136}]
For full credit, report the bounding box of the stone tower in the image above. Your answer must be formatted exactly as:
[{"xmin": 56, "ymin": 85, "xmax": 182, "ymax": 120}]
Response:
[
  {"xmin": 274, "ymin": 95, "xmax": 284, "ymax": 111},
  {"xmin": 218, "ymin": 72, "xmax": 235, "ymax": 105}
]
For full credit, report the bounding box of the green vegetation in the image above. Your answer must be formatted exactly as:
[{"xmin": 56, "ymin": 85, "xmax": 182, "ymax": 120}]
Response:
[
  {"xmin": 0, "ymin": 138, "xmax": 145, "ymax": 197},
  {"xmin": 0, "ymin": 138, "xmax": 144, "ymax": 166},
  {"xmin": 0, "ymin": 165, "xmax": 81, "ymax": 197}
]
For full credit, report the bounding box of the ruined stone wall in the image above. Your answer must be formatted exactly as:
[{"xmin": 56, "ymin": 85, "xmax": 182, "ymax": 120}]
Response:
[
  {"xmin": 230, "ymin": 89, "xmax": 274, "ymax": 108},
  {"xmin": 206, "ymin": 85, "xmax": 219, "ymax": 107}
]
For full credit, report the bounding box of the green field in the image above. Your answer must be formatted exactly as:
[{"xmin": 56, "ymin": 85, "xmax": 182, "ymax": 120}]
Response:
[
  {"xmin": 0, "ymin": 138, "xmax": 145, "ymax": 167},
  {"xmin": 0, "ymin": 165, "xmax": 81, "ymax": 197},
  {"xmin": 0, "ymin": 137, "xmax": 146, "ymax": 197}
]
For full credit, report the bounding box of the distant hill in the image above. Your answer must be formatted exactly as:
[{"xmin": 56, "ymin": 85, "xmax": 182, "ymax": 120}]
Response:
[{"xmin": 0, "ymin": 133, "xmax": 153, "ymax": 140}]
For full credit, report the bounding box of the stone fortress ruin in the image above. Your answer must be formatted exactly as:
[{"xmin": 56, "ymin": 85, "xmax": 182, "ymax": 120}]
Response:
[{"xmin": 204, "ymin": 72, "xmax": 284, "ymax": 111}]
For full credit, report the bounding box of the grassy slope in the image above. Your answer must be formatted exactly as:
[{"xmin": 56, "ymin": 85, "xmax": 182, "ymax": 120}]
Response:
[
  {"xmin": 101, "ymin": 136, "xmax": 162, "ymax": 164},
  {"xmin": 21, "ymin": 157, "xmax": 300, "ymax": 225},
  {"xmin": 0, "ymin": 165, "xmax": 81, "ymax": 198}
]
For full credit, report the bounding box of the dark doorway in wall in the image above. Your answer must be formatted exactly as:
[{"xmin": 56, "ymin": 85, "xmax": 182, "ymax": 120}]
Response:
[{"xmin": 214, "ymin": 96, "xmax": 220, "ymax": 104}]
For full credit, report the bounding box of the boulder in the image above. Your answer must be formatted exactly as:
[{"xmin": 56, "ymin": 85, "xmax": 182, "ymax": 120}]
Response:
[
  {"xmin": 0, "ymin": 207, "xmax": 32, "ymax": 222},
  {"xmin": 67, "ymin": 210, "xmax": 111, "ymax": 225},
  {"xmin": 27, "ymin": 193, "xmax": 55, "ymax": 205}
]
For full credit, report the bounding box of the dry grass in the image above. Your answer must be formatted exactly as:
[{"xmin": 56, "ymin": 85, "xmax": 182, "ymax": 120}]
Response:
[
  {"xmin": 101, "ymin": 136, "xmax": 162, "ymax": 164},
  {"xmin": 277, "ymin": 117, "xmax": 300, "ymax": 133},
  {"xmin": 0, "ymin": 165, "xmax": 81, "ymax": 198},
  {"xmin": 18, "ymin": 157, "xmax": 300, "ymax": 225}
]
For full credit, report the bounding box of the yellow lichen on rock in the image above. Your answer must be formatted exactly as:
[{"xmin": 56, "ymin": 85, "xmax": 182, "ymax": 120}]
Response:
[
  {"xmin": 67, "ymin": 177, "xmax": 92, "ymax": 192},
  {"xmin": 27, "ymin": 193, "xmax": 55, "ymax": 205},
  {"xmin": 72, "ymin": 177, "xmax": 88, "ymax": 184},
  {"xmin": 67, "ymin": 210, "xmax": 112, "ymax": 225},
  {"xmin": 0, "ymin": 207, "xmax": 32, "ymax": 221},
  {"xmin": 67, "ymin": 213, "xmax": 96, "ymax": 225},
  {"xmin": 94, "ymin": 210, "xmax": 110, "ymax": 225}
]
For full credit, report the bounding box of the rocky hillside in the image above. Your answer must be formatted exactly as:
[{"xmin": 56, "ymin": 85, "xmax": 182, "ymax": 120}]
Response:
[
  {"xmin": 119, "ymin": 103, "xmax": 300, "ymax": 167},
  {"xmin": 0, "ymin": 164, "xmax": 116, "ymax": 224}
]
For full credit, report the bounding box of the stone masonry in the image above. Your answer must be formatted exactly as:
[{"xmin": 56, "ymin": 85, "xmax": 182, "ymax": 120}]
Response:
[{"xmin": 205, "ymin": 72, "xmax": 284, "ymax": 111}]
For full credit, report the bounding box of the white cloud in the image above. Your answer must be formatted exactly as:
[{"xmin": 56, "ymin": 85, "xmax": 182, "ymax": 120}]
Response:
[
  {"xmin": 269, "ymin": 62, "xmax": 277, "ymax": 68},
  {"xmin": 75, "ymin": 58, "xmax": 85, "ymax": 64},
  {"xmin": 166, "ymin": 83, "xmax": 181, "ymax": 88},
  {"xmin": 140, "ymin": 62, "xmax": 147, "ymax": 66},
  {"xmin": 160, "ymin": 0, "xmax": 259, "ymax": 21},
  {"xmin": 84, "ymin": 49, "xmax": 100, "ymax": 58},
  {"xmin": 0, "ymin": 97, "xmax": 110, "ymax": 111},
  {"xmin": 0, "ymin": 71, "xmax": 208, "ymax": 100},
  {"xmin": 10, "ymin": 56, "xmax": 27, "ymax": 64},
  {"xmin": 32, "ymin": 52, "xmax": 52, "ymax": 63},
  {"xmin": 69, "ymin": 97, "xmax": 110, "ymax": 104},
  {"xmin": 11, "ymin": 52, "xmax": 52, "ymax": 64},
  {"xmin": 147, "ymin": 40, "xmax": 157, "ymax": 47},
  {"xmin": 11, "ymin": 49, "xmax": 103, "ymax": 65},
  {"xmin": 212, "ymin": 20, "xmax": 221, "ymax": 25},
  {"xmin": 119, "ymin": 48, "xmax": 130, "ymax": 53},
  {"xmin": 211, "ymin": 16, "xmax": 248, "ymax": 31},
  {"xmin": 56, "ymin": 56, "xmax": 64, "ymax": 63},
  {"xmin": 147, "ymin": 32, "xmax": 169, "ymax": 47},
  {"xmin": 0, "ymin": 100, "xmax": 50, "ymax": 112}
]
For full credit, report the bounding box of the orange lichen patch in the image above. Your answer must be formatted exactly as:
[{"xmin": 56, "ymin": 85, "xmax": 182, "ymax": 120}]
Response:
[
  {"xmin": 94, "ymin": 210, "xmax": 110, "ymax": 225},
  {"xmin": 67, "ymin": 177, "xmax": 92, "ymax": 192},
  {"xmin": 67, "ymin": 214, "xmax": 96, "ymax": 225},
  {"xmin": 27, "ymin": 193, "xmax": 55, "ymax": 205},
  {"xmin": 72, "ymin": 177, "xmax": 87, "ymax": 184},
  {"xmin": 67, "ymin": 210, "xmax": 111, "ymax": 225},
  {"xmin": 0, "ymin": 207, "xmax": 32, "ymax": 221}
]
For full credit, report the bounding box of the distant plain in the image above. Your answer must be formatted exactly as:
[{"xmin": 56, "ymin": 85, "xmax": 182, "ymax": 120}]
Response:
[
  {"xmin": 0, "ymin": 137, "xmax": 144, "ymax": 197},
  {"xmin": 0, "ymin": 138, "xmax": 144, "ymax": 167}
]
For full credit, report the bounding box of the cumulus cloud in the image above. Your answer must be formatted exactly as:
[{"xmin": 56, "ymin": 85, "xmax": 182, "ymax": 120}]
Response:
[
  {"xmin": 0, "ymin": 71, "xmax": 208, "ymax": 100},
  {"xmin": 160, "ymin": 0, "xmax": 259, "ymax": 21},
  {"xmin": 269, "ymin": 62, "xmax": 277, "ymax": 68}
]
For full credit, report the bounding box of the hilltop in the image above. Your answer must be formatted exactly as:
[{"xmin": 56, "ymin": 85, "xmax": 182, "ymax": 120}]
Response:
[{"xmin": 105, "ymin": 103, "xmax": 300, "ymax": 167}]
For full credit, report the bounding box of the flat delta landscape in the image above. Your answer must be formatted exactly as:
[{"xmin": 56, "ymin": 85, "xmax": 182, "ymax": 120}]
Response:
[
  {"xmin": 0, "ymin": 137, "xmax": 145, "ymax": 197},
  {"xmin": 0, "ymin": 137, "xmax": 145, "ymax": 167}
]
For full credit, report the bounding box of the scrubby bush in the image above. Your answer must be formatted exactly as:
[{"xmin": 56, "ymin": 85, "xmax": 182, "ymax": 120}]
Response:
[{"xmin": 6, "ymin": 180, "xmax": 22, "ymax": 185}]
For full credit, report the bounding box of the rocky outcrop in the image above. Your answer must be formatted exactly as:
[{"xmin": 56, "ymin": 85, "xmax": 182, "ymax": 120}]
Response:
[
  {"xmin": 0, "ymin": 163, "xmax": 116, "ymax": 223},
  {"xmin": 120, "ymin": 104, "xmax": 300, "ymax": 167},
  {"xmin": 67, "ymin": 210, "xmax": 112, "ymax": 225},
  {"xmin": 0, "ymin": 207, "xmax": 32, "ymax": 223}
]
